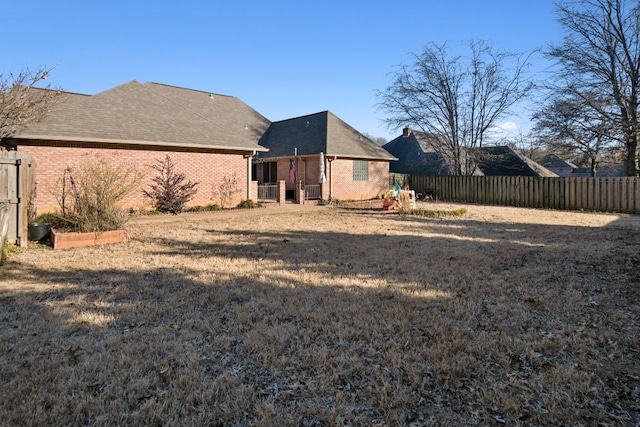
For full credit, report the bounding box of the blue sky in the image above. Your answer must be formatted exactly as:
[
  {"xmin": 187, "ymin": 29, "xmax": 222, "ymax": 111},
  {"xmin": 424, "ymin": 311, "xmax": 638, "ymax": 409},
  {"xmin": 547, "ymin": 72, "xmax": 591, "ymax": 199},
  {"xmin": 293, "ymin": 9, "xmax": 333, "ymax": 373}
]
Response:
[{"xmin": 3, "ymin": 0, "xmax": 562, "ymax": 141}]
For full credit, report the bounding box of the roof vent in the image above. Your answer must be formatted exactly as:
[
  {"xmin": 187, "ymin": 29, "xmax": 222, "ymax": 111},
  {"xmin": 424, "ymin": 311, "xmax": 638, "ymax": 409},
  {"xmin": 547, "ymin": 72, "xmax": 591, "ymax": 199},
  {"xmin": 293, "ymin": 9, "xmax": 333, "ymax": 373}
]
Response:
[
  {"xmin": 306, "ymin": 121, "xmax": 310, "ymax": 127},
  {"xmin": 209, "ymin": 94, "xmax": 214, "ymax": 99}
]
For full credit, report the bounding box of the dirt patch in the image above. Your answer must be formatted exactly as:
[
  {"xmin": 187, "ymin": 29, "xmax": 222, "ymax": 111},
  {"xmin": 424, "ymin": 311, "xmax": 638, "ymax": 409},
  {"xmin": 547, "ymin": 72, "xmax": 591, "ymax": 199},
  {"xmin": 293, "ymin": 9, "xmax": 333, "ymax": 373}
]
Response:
[{"xmin": 1, "ymin": 202, "xmax": 639, "ymax": 425}]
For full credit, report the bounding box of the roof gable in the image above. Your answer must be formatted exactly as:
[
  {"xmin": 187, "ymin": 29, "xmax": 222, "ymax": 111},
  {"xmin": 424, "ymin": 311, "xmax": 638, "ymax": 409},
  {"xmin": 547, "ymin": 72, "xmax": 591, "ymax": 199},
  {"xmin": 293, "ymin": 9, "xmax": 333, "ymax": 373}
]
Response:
[
  {"xmin": 259, "ymin": 111, "xmax": 395, "ymax": 160},
  {"xmin": 258, "ymin": 111, "xmax": 328, "ymax": 158},
  {"xmin": 326, "ymin": 112, "xmax": 395, "ymax": 160},
  {"xmin": 382, "ymin": 132, "xmax": 452, "ymax": 175}
]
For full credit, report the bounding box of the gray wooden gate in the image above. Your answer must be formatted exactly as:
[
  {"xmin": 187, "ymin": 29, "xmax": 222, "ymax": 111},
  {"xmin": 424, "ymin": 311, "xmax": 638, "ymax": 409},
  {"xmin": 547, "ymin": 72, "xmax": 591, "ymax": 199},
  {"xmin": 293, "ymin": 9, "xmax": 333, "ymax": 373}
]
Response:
[{"xmin": 1, "ymin": 150, "xmax": 35, "ymax": 248}]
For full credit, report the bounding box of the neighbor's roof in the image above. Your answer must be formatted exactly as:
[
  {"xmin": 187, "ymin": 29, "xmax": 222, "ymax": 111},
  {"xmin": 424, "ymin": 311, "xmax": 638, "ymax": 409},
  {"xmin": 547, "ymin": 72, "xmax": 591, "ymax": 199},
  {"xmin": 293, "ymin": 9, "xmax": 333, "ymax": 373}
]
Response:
[
  {"xmin": 541, "ymin": 154, "xmax": 577, "ymax": 169},
  {"xmin": 383, "ymin": 130, "xmax": 557, "ymax": 177},
  {"xmin": 258, "ymin": 111, "xmax": 396, "ymax": 160},
  {"xmin": 383, "ymin": 131, "xmax": 453, "ymax": 175},
  {"xmin": 475, "ymin": 146, "xmax": 557, "ymax": 177},
  {"xmin": 9, "ymin": 81, "xmax": 270, "ymax": 152}
]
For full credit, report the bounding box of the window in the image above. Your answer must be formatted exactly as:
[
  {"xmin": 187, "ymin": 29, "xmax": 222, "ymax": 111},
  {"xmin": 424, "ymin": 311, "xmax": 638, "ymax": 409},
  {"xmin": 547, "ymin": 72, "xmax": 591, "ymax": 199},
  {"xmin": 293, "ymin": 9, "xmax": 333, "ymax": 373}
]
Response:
[
  {"xmin": 353, "ymin": 160, "xmax": 369, "ymax": 181},
  {"xmin": 253, "ymin": 161, "xmax": 278, "ymax": 184},
  {"xmin": 261, "ymin": 161, "xmax": 277, "ymax": 183}
]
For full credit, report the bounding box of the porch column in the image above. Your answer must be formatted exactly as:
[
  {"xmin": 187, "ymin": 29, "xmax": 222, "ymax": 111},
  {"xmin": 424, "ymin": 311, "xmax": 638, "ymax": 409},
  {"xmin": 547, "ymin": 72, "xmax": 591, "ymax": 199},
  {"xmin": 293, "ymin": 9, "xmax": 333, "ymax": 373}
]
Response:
[
  {"xmin": 245, "ymin": 154, "xmax": 252, "ymax": 201},
  {"xmin": 296, "ymin": 179, "xmax": 304, "ymax": 205},
  {"xmin": 278, "ymin": 180, "xmax": 286, "ymax": 206}
]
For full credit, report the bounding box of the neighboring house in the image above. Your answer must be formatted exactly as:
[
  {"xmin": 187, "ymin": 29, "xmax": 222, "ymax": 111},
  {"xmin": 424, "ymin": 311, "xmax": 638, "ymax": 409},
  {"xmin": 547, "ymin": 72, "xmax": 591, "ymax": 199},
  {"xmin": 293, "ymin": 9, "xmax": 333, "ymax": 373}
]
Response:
[
  {"xmin": 595, "ymin": 163, "xmax": 625, "ymax": 177},
  {"xmin": 383, "ymin": 128, "xmax": 454, "ymax": 175},
  {"xmin": 540, "ymin": 154, "xmax": 578, "ymax": 177},
  {"xmin": 1, "ymin": 80, "xmax": 271, "ymax": 212},
  {"xmin": 474, "ymin": 146, "xmax": 557, "ymax": 177},
  {"xmin": 541, "ymin": 154, "xmax": 626, "ymax": 177},
  {"xmin": 256, "ymin": 111, "xmax": 396, "ymax": 201},
  {"xmin": 569, "ymin": 164, "xmax": 625, "ymax": 177},
  {"xmin": 383, "ymin": 128, "xmax": 556, "ymax": 177}
]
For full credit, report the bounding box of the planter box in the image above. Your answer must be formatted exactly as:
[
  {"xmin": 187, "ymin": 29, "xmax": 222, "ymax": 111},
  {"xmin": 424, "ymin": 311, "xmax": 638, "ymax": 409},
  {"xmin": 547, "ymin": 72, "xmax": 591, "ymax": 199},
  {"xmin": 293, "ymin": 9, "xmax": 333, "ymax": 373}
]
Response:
[{"xmin": 51, "ymin": 229, "xmax": 127, "ymax": 250}]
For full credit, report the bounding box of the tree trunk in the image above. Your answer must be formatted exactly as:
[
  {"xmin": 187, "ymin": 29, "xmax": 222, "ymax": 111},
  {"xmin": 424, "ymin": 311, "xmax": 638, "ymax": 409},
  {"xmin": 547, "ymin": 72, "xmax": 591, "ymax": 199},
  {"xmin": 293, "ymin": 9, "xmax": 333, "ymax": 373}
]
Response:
[
  {"xmin": 624, "ymin": 94, "xmax": 639, "ymax": 176},
  {"xmin": 624, "ymin": 129, "xmax": 639, "ymax": 176}
]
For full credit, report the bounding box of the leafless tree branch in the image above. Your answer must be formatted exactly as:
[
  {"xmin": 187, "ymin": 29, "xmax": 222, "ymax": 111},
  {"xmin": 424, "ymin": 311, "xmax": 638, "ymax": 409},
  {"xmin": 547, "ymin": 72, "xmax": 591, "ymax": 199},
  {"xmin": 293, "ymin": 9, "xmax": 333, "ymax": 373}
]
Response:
[
  {"xmin": 0, "ymin": 67, "xmax": 60, "ymax": 141},
  {"xmin": 548, "ymin": 0, "xmax": 640, "ymax": 175},
  {"xmin": 376, "ymin": 41, "xmax": 534, "ymax": 175}
]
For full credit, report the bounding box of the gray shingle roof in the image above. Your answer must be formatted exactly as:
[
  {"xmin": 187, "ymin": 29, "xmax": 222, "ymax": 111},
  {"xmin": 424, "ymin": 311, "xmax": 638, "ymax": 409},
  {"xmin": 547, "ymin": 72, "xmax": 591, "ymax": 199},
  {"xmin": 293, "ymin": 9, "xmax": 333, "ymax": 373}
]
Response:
[
  {"xmin": 11, "ymin": 81, "xmax": 270, "ymax": 152},
  {"xmin": 383, "ymin": 130, "xmax": 557, "ymax": 177},
  {"xmin": 258, "ymin": 111, "xmax": 396, "ymax": 160},
  {"xmin": 475, "ymin": 146, "xmax": 557, "ymax": 177},
  {"xmin": 541, "ymin": 154, "xmax": 577, "ymax": 169},
  {"xmin": 383, "ymin": 132, "xmax": 453, "ymax": 175}
]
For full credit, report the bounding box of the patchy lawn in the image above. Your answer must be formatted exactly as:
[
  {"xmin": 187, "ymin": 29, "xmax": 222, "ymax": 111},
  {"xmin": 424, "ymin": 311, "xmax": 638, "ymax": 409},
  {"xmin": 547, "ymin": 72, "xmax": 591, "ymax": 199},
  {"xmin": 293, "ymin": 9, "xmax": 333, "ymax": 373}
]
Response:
[{"xmin": 1, "ymin": 202, "xmax": 639, "ymax": 426}]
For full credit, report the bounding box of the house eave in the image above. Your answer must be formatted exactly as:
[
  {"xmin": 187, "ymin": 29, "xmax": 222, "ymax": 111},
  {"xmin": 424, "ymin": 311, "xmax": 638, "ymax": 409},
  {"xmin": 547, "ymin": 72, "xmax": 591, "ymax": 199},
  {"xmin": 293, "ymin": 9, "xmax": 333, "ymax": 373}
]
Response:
[
  {"xmin": 4, "ymin": 134, "xmax": 269, "ymax": 153},
  {"xmin": 254, "ymin": 153, "xmax": 396, "ymax": 162}
]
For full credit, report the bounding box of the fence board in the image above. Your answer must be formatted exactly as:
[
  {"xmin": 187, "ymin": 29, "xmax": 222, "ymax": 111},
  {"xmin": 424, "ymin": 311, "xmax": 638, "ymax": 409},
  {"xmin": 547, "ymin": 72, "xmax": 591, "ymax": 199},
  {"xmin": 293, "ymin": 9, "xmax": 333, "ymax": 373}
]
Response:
[
  {"xmin": 635, "ymin": 178, "xmax": 640, "ymax": 213},
  {"xmin": 390, "ymin": 173, "xmax": 640, "ymax": 214},
  {"xmin": 0, "ymin": 150, "xmax": 35, "ymax": 247}
]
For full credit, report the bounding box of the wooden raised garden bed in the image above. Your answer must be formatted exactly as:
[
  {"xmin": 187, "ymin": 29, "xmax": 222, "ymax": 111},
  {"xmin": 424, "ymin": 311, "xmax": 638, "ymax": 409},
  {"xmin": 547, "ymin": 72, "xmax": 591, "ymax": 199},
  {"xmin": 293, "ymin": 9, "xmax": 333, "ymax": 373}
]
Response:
[{"xmin": 51, "ymin": 229, "xmax": 127, "ymax": 250}]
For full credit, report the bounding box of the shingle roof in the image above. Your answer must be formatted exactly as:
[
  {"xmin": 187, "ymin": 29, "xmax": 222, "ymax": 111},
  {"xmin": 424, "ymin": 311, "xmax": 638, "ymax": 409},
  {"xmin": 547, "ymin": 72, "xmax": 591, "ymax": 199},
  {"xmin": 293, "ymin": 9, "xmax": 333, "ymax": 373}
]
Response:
[
  {"xmin": 475, "ymin": 146, "xmax": 557, "ymax": 177},
  {"xmin": 258, "ymin": 111, "xmax": 395, "ymax": 160},
  {"xmin": 382, "ymin": 132, "xmax": 452, "ymax": 175},
  {"xmin": 11, "ymin": 80, "xmax": 270, "ymax": 152},
  {"xmin": 541, "ymin": 154, "xmax": 577, "ymax": 169},
  {"xmin": 383, "ymin": 131, "xmax": 557, "ymax": 177}
]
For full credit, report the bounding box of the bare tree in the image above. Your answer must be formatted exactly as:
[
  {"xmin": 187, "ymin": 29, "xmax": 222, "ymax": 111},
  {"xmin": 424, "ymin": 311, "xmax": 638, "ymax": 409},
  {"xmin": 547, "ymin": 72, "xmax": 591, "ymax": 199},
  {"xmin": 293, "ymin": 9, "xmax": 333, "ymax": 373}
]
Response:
[
  {"xmin": 0, "ymin": 67, "xmax": 60, "ymax": 140},
  {"xmin": 0, "ymin": 68, "xmax": 59, "ymax": 254},
  {"xmin": 532, "ymin": 93, "xmax": 618, "ymax": 176},
  {"xmin": 501, "ymin": 130, "xmax": 548, "ymax": 163},
  {"xmin": 363, "ymin": 133, "xmax": 388, "ymax": 146},
  {"xmin": 549, "ymin": 0, "xmax": 640, "ymax": 176},
  {"xmin": 377, "ymin": 41, "xmax": 534, "ymax": 175}
]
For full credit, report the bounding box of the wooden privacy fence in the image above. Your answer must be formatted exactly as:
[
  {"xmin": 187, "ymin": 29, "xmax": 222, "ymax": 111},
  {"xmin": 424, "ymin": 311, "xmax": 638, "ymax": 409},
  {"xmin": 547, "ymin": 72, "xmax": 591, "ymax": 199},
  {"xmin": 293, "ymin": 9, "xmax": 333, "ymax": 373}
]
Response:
[
  {"xmin": 390, "ymin": 173, "xmax": 640, "ymax": 214},
  {"xmin": 1, "ymin": 150, "xmax": 36, "ymax": 247}
]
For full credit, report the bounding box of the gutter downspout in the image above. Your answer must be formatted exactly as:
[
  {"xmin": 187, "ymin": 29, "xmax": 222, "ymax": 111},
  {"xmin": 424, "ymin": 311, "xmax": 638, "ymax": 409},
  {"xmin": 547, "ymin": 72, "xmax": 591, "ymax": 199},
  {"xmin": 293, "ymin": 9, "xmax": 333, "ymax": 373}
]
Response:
[
  {"xmin": 245, "ymin": 152, "xmax": 255, "ymax": 200},
  {"xmin": 328, "ymin": 157, "xmax": 335, "ymax": 200}
]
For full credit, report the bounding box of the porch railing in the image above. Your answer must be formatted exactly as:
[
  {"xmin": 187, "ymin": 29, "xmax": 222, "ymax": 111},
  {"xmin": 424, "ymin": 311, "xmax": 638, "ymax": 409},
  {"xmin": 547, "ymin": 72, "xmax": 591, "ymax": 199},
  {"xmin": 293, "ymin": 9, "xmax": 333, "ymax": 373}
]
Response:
[
  {"xmin": 304, "ymin": 184, "xmax": 321, "ymax": 200},
  {"xmin": 257, "ymin": 184, "xmax": 278, "ymax": 201}
]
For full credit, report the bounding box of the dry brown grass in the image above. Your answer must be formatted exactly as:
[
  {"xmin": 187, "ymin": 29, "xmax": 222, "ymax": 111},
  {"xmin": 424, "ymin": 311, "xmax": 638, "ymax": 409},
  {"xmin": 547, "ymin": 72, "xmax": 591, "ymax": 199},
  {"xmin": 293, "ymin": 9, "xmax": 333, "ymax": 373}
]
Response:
[{"xmin": 1, "ymin": 202, "xmax": 639, "ymax": 426}]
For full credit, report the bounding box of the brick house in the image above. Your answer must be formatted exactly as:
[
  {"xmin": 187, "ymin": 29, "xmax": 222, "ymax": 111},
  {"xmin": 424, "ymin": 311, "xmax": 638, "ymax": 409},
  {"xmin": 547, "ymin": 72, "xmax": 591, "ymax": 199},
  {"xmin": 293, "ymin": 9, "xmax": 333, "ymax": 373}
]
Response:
[
  {"xmin": 256, "ymin": 111, "xmax": 396, "ymax": 201},
  {"xmin": 2, "ymin": 81, "xmax": 394, "ymax": 213},
  {"xmin": 2, "ymin": 81, "xmax": 270, "ymax": 212}
]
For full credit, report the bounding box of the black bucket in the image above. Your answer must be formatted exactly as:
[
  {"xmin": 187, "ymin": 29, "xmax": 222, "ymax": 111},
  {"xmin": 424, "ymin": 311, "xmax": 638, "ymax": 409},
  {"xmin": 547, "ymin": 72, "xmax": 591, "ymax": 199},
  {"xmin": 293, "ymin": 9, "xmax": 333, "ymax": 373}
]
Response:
[{"xmin": 28, "ymin": 223, "xmax": 51, "ymax": 242}]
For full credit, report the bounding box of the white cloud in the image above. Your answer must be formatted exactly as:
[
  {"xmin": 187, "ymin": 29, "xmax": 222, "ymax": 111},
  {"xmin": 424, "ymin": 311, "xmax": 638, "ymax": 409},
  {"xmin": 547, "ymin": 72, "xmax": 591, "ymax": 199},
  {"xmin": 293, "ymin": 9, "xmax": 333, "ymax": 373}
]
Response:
[{"xmin": 487, "ymin": 121, "xmax": 522, "ymax": 142}]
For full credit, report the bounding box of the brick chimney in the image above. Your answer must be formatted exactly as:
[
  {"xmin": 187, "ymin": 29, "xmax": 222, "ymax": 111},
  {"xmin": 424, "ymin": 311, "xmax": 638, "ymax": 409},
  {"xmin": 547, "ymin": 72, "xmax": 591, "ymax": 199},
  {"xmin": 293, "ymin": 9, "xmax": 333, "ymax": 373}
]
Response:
[{"xmin": 402, "ymin": 127, "xmax": 412, "ymax": 137}]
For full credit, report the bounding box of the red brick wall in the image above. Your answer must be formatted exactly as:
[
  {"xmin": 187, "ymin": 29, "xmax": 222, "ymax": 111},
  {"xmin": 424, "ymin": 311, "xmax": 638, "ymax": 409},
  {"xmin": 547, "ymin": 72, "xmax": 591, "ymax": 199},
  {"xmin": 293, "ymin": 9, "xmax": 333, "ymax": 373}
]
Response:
[
  {"xmin": 18, "ymin": 144, "xmax": 250, "ymax": 214},
  {"xmin": 275, "ymin": 158, "xmax": 322, "ymax": 187},
  {"xmin": 327, "ymin": 159, "xmax": 389, "ymax": 200},
  {"xmin": 269, "ymin": 156, "xmax": 388, "ymax": 200},
  {"xmin": 302, "ymin": 158, "xmax": 320, "ymax": 186},
  {"xmin": 277, "ymin": 158, "xmax": 298, "ymax": 190}
]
